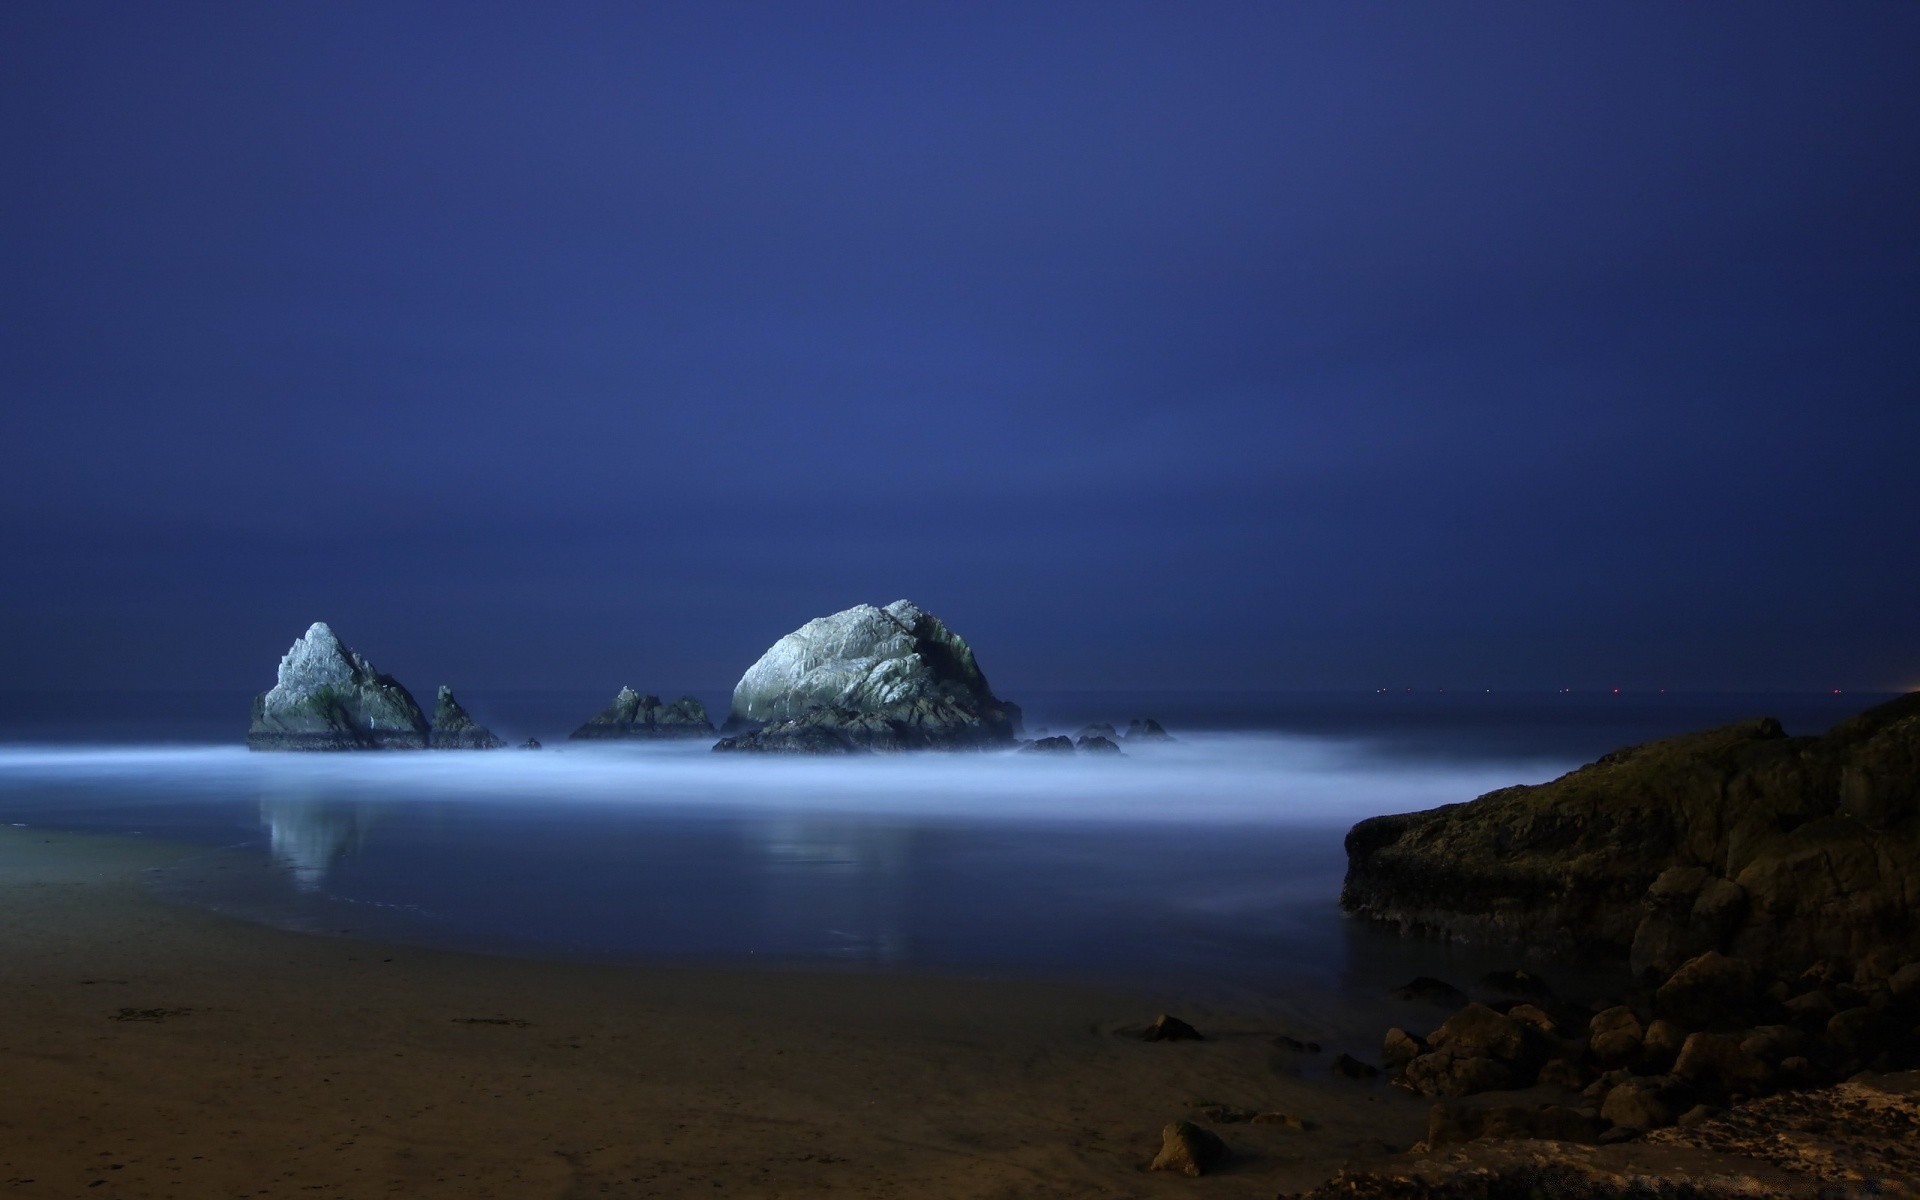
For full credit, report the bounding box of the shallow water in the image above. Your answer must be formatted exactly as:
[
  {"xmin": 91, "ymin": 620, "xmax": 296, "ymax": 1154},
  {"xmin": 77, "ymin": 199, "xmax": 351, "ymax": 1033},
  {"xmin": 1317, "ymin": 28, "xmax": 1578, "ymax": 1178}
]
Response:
[{"xmin": 0, "ymin": 690, "xmax": 1884, "ymax": 1028}]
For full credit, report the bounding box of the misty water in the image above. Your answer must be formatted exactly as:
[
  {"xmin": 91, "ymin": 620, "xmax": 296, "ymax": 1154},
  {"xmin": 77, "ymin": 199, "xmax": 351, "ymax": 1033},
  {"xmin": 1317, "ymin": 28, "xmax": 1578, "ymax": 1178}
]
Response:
[{"xmin": 0, "ymin": 690, "xmax": 1883, "ymax": 1030}]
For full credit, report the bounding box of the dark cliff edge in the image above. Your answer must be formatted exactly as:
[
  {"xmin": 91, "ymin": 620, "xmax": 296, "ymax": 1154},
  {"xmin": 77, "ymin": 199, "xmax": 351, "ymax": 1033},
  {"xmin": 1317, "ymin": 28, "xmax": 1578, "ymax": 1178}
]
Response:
[{"xmin": 1341, "ymin": 691, "xmax": 1920, "ymax": 979}]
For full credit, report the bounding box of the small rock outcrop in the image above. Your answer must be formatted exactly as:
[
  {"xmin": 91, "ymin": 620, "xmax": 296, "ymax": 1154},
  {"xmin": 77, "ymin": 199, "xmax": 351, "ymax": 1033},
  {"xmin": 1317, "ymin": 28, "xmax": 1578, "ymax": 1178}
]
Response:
[
  {"xmin": 714, "ymin": 600, "xmax": 1021, "ymax": 754},
  {"xmin": 1341, "ymin": 693, "xmax": 1920, "ymax": 980},
  {"xmin": 429, "ymin": 687, "xmax": 505, "ymax": 749},
  {"xmin": 568, "ymin": 688, "xmax": 714, "ymax": 740},
  {"xmin": 1076, "ymin": 735, "xmax": 1122, "ymax": 754},
  {"xmin": 247, "ymin": 622, "xmax": 430, "ymax": 751},
  {"xmin": 1126, "ymin": 717, "xmax": 1175, "ymax": 742},
  {"xmin": 1021, "ymin": 735, "xmax": 1076, "ymax": 754}
]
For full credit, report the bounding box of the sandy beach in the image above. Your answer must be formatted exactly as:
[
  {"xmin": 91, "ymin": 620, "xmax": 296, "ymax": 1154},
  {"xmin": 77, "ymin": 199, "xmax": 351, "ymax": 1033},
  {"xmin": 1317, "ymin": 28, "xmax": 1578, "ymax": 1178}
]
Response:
[{"xmin": 0, "ymin": 824, "xmax": 1432, "ymax": 1198}]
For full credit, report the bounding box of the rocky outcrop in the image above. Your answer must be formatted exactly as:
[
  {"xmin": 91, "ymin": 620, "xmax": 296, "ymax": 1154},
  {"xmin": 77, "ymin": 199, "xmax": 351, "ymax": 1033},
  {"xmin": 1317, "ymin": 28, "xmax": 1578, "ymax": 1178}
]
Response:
[
  {"xmin": 1341, "ymin": 693, "xmax": 1920, "ymax": 980},
  {"xmin": 247, "ymin": 623, "xmax": 430, "ymax": 751},
  {"xmin": 429, "ymin": 686, "xmax": 505, "ymax": 749},
  {"xmin": 713, "ymin": 600, "xmax": 1020, "ymax": 754},
  {"xmin": 568, "ymin": 688, "xmax": 714, "ymax": 740},
  {"xmin": 1021, "ymin": 735, "xmax": 1076, "ymax": 754}
]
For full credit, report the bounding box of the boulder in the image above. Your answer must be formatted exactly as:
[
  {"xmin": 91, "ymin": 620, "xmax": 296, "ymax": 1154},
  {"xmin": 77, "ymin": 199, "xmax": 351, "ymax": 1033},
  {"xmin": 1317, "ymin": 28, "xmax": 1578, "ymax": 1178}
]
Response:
[
  {"xmin": 1672, "ymin": 1032, "xmax": 1774, "ymax": 1097},
  {"xmin": 1599, "ymin": 1076, "xmax": 1686, "ymax": 1131},
  {"xmin": 1140, "ymin": 1013, "xmax": 1204, "ymax": 1042},
  {"xmin": 1639, "ymin": 1019, "xmax": 1687, "ymax": 1072},
  {"xmin": 247, "ymin": 622, "xmax": 430, "ymax": 751},
  {"xmin": 1340, "ymin": 693, "xmax": 1920, "ymax": 981},
  {"xmin": 1399, "ymin": 1004, "xmax": 1552, "ymax": 1097},
  {"xmin": 1382, "ymin": 1027, "xmax": 1426, "ymax": 1069},
  {"xmin": 1075, "ymin": 735, "xmax": 1122, "ymax": 754},
  {"xmin": 1076, "ymin": 722, "xmax": 1118, "ymax": 741},
  {"xmin": 569, "ymin": 687, "xmax": 713, "ymax": 740},
  {"xmin": 1889, "ymin": 962, "xmax": 1920, "ymax": 1006},
  {"xmin": 1126, "ymin": 717, "xmax": 1174, "ymax": 742},
  {"xmin": 1536, "ymin": 1057, "xmax": 1594, "ymax": 1090},
  {"xmin": 1656, "ymin": 952, "xmax": 1761, "ymax": 1031},
  {"xmin": 1332, "ymin": 1053, "xmax": 1380, "ymax": 1079},
  {"xmin": 1588, "ymin": 1006, "xmax": 1645, "ymax": 1066},
  {"xmin": 715, "ymin": 601, "xmax": 1019, "ymax": 753},
  {"xmin": 429, "ymin": 686, "xmax": 505, "ymax": 750},
  {"xmin": 1149, "ymin": 1121, "xmax": 1225, "ymax": 1176}
]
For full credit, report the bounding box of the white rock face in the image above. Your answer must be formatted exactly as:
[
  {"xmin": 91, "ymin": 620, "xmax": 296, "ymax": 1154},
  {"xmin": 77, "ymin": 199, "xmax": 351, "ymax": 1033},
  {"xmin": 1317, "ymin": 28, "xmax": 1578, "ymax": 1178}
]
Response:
[
  {"xmin": 729, "ymin": 600, "xmax": 993, "ymax": 726},
  {"xmin": 248, "ymin": 621, "xmax": 430, "ymax": 750},
  {"xmin": 262, "ymin": 622, "xmax": 360, "ymax": 707}
]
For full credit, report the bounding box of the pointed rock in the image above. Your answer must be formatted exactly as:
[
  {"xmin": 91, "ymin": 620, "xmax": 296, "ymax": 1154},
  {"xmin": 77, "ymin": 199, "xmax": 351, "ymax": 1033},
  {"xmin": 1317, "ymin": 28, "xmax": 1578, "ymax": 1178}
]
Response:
[
  {"xmin": 568, "ymin": 686, "xmax": 714, "ymax": 740},
  {"xmin": 247, "ymin": 622, "xmax": 429, "ymax": 750},
  {"xmin": 430, "ymin": 686, "xmax": 505, "ymax": 750}
]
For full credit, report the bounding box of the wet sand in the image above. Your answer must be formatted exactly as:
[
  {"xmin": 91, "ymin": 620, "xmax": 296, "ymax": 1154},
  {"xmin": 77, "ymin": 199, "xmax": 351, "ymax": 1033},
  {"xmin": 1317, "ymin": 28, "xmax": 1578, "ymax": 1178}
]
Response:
[{"xmin": 0, "ymin": 825, "xmax": 1430, "ymax": 1198}]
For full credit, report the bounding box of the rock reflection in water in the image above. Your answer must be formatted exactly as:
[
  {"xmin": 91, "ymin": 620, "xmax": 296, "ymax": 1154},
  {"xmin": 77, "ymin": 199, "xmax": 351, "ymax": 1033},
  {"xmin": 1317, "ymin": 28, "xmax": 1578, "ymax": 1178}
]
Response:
[
  {"xmin": 258, "ymin": 795, "xmax": 374, "ymax": 891},
  {"xmin": 748, "ymin": 817, "xmax": 912, "ymax": 963}
]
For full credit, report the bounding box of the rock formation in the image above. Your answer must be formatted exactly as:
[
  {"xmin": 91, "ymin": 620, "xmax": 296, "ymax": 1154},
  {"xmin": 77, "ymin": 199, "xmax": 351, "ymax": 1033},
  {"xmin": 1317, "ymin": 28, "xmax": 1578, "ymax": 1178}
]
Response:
[
  {"xmin": 713, "ymin": 600, "xmax": 1021, "ymax": 754},
  {"xmin": 568, "ymin": 687, "xmax": 714, "ymax": 740},
  {"xmin": 1021, "ymin": 735, "xmax": 1076, "ymax": 754},
  {"xmin": 429, "ymin": 686, "xmax": 505, "ymax": 749},
  {"xmin": 247, "ymin": 622, "xmax": 430, "ymax": 751},
  {"xmin": 1341, "ymin": 693, "xmax": 1920, "ymax": 979}
]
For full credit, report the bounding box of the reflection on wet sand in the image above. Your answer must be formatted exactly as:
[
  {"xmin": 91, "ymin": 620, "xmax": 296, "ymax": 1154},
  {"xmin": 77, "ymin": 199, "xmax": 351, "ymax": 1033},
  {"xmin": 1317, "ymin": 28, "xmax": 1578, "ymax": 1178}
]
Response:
[
  {"xmin": 747, "ymin": 817, "xmax": 913, "ymax": 963},
  {"xmin": 259, "ymin": 795, "xmax": 375, "ymax": 891}
]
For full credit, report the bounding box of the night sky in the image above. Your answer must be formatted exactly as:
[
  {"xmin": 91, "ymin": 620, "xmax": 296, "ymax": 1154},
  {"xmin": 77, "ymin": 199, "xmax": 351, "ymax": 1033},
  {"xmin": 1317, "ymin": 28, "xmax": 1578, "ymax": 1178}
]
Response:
[{"xmin": 4, "ymin": 3, "xmax": 1917, "ymax": 695}]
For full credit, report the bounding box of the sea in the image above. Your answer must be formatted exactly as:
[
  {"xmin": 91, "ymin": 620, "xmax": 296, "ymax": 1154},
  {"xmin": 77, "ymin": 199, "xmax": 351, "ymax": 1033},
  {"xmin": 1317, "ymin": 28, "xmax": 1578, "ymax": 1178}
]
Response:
[{"xmin": 0, "ymin": 689, "xmax": 1885, "ymax": 1038}]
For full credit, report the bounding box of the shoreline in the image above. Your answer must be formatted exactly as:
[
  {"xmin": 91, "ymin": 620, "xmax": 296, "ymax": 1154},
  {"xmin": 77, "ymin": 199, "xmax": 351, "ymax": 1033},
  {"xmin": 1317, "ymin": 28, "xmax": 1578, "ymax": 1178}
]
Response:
[{"xmin": 0, "ymin": 822, "xmax": 1435, "ymax": 1197}]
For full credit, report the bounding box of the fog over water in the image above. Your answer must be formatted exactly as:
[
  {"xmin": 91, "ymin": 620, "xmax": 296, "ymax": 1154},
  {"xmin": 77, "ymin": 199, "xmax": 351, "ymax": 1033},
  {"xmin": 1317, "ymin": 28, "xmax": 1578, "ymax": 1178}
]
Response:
[{"xmin": 0, "ymin": 690, "xmax": 1887, "ymax": 1027}]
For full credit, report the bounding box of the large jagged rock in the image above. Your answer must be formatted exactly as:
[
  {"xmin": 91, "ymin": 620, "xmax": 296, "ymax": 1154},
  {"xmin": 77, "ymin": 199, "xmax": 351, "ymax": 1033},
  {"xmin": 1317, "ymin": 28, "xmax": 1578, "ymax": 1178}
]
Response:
[
  {"xmin": 247, "ymin": 623, "xmax": 430, "ymax": 751},
  {"xmin": 567, "ymin": 687, "xmax": 714, "ymax": 740},
  {"xmin": 1341, "ymin": 693, "xmax": 1920, "ymax": 980},
  {"xmin": 429, "ymin": 686, "xmax": 505, "ymax": 750},
  {"xmin": 713, "ymin": 600, "xmax": 1020, "ymax": 754}
]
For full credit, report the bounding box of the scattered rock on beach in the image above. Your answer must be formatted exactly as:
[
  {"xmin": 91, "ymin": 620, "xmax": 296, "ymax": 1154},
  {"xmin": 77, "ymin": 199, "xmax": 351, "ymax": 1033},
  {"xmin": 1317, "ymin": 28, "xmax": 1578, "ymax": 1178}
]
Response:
[
  {"xmin": 429, "ymin": 686, "xmax": 505, "ymax": 749},
  {"xmin": 1333, "ymin": 1053, "xmax": 1381, "ymax": 1079},
  {"xmin": 1141, "ymin": 1013, "xmax": 1204, "ymax": 1042},
  {"xmin": 247, "ymin": 622, "xmax": 430, "ymax": 751},
  {"xmin": 1149, "ymin": 1120, "xmax": 1225, "ymax": 1176}
]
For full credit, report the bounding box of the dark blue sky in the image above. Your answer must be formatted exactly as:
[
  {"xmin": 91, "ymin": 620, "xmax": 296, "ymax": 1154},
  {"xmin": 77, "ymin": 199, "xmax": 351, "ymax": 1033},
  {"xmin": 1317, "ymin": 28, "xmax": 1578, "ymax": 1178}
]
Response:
[{"xmin": 4, "ymin": 2, "xmax": 1917, "ymax": 694}]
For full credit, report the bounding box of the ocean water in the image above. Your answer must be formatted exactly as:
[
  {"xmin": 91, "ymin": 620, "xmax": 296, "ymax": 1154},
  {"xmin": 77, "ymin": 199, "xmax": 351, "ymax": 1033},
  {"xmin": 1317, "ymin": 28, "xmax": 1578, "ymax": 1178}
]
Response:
[{"xmin": 0, "ymin": 689, "xmax": 1886, "ymax": 1028}]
